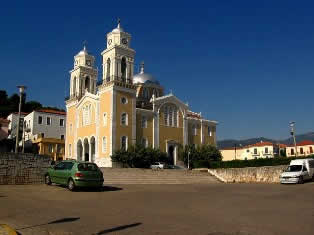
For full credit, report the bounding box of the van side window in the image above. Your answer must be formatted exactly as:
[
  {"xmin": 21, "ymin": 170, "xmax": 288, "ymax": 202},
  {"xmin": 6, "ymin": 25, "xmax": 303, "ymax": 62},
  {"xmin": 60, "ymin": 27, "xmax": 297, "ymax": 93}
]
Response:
[{"xmin": 302, "ymin": 167, "xmax": 308, "ymax": 172}]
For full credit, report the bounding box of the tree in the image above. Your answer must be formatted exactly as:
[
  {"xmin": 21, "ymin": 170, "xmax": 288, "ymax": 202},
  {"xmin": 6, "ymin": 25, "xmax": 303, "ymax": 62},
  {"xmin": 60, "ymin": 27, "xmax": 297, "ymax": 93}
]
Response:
[{"xmin": 179, "ymin": 144, "xmax": 222, "ymax": 168}]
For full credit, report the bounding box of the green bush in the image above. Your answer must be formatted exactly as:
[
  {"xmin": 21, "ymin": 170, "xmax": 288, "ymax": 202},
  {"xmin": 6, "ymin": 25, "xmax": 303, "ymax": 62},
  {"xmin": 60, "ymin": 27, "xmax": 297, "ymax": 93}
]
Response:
[
  {"xmin": 111, "ymin": 144, "xmax": 169, "ymax": 168},
  {"xmin": 178, "ymin": 144, "xmax": 222, "ymax": 169},
  {"xmin": 209, "ymin": 155, "xmax": 314, "ymax": 169}
]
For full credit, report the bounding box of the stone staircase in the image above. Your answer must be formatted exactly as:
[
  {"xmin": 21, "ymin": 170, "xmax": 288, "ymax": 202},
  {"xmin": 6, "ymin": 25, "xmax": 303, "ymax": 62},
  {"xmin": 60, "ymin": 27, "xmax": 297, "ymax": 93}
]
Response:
[{"xmin": 100, "ymin": 168, "xmax": 220, "ymax": 184}]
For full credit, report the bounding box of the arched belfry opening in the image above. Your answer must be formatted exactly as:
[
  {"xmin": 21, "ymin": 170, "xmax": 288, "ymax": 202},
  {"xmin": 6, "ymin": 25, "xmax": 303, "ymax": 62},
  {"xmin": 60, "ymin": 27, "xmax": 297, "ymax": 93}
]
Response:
[
  {"xmin": 106, "ymin": 58, "xmax": 111, "ymax": 82},
  {"xmin": 73, "ymin": 77, "xmax": 77, "ymax": 97},
  {"xmin": 121, "ymin": 57, "xmax": 127, "ymax": 82},
  {"xmin": 85, "ymin": 76, "xmax": 90, "ymax": 92}
]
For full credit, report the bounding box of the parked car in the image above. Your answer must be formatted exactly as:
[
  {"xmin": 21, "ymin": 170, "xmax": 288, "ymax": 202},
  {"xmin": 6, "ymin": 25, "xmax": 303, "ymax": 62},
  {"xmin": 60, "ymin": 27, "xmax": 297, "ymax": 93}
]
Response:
[
  {"xmin": 280, "ymin": 158, "xmax": 314, "ymax": 184},
  {"xmin": 45, "ymin": 160, "xmax": 104, "ymax": 191},
  {"xmin": 150, "ymin": 162, "xmax": 164, "ymax": 169}
]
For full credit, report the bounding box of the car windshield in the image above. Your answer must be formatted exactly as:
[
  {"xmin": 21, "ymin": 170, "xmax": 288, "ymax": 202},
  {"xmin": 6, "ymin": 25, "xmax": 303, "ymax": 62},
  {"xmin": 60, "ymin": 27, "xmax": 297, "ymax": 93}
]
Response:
[
  {"xmin": 77, "ymin": 163, "xmax": 99, "ymax": 171},
  {"xmin": 286, "ymin": 165, "xmax": 302, "ymax": 172}
]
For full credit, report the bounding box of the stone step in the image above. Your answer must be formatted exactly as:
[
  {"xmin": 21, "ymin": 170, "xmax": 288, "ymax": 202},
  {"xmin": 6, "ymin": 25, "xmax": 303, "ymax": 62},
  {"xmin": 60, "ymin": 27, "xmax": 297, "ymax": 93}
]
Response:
[{"xmin": 100, "ymin": 168, "xmax": 219, "ymax": 184}]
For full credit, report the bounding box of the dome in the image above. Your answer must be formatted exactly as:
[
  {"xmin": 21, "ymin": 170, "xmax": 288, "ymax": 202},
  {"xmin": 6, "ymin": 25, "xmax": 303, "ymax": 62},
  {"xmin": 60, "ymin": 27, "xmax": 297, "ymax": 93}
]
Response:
[
  {"xmin": 77, "ymin": 45, "xmax": 89, "ymax": 56},
  {"xmin": 112, "ymin": 20, "xmax": 124, "ymax": 33},
  {"xmin": 133, "ymin": 62, "xmax": 160, "ymax": 85}
]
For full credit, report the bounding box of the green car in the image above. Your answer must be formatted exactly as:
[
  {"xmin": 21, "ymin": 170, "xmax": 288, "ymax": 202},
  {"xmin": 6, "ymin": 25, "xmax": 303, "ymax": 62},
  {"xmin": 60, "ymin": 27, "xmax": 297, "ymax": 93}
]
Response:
[{"xmin": 45, "ymin": 160, "xmax": 104, "ymax": 191}]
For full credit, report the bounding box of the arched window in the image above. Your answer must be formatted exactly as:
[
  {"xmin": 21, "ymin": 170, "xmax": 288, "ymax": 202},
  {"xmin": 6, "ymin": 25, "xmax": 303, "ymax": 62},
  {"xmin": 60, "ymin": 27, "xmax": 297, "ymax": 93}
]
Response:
[
  {"xmin": 106, "ymin": 58, "xmax": 111, "ymax": 82},
  {"xmin": 141, "ymin": 138, "xmax": 148, "ymax": 147},
  {"xmin": 73, "ymin": 77, "xmax": 77, "ymax": 96},
  {"xmin": 192, "ymin": 124, "xmax": 197, "ymax": 136},
  {"xmin": 121, "ymin": 136, "xmax": 127, "ymax": 150},
  {"xmin": 121, "ymin": 57, "xmax": 127, "ymax": 82},
  {"xmin": 169, "ymin": 107, "xmax": 173, "ymax": 126},
  {"xmin": 121, "ymin": 113, "xmax": 128, "ymax": 126},
  {"xmin": 163, "ymin": 104, "xmax": 178, "ymax": 127},
  {"xmin": 173, "ymin": 108, "xmax": 177, "ymax": 127},
  {"xmin": 102, "ymin": 137, "xmax": 107, "ymax": 153},
  {"xmin": 164, "ymin": 106, "xmax": 168, "ymax": 126},
  {"xmin": 82, "ymin": 104, "xmax": 91, "ymax": 126},
  {"xmin": 141, "ymin": 115, "xmax": 147, "ymax": 128},
  {"xmin": 85, "ymin": 76, "xmax": 90, "ymax": 92}
]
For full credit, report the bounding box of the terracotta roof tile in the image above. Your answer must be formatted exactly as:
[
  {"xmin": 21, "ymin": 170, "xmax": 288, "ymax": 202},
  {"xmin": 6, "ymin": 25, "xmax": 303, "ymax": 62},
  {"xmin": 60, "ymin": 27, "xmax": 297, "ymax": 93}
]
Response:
[{"xmin": 36, "ymin": 109, "xmax": 66, "ymax": 116}]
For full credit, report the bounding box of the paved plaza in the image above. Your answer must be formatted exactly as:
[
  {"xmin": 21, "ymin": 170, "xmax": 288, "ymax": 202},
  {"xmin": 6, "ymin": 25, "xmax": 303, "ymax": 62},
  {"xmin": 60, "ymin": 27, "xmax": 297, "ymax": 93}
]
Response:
[{"xmin": 0, "ymin": 183, "xmax": 314, "ymax": 235}]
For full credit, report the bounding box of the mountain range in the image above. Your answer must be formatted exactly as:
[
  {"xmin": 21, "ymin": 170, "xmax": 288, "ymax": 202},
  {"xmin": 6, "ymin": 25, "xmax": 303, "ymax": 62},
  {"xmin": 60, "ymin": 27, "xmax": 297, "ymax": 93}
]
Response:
[{"xmin": 217, "ymin": 132, "xmax": 314, "ymax": 149}]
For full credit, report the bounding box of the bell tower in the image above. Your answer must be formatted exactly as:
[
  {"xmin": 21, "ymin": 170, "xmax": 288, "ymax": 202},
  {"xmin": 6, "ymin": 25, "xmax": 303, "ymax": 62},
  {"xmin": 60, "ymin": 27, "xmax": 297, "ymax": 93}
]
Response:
[
  {"xmin": 98, "ymin": 20, "xmax": 137, "ymax": 158},
  {"xmin": 69, "ymin": 44, "xmax": 98, "ymax": 99},
  {"xmin": 101, "ymin": 19, "xmax": 135, "ymax": 83}
]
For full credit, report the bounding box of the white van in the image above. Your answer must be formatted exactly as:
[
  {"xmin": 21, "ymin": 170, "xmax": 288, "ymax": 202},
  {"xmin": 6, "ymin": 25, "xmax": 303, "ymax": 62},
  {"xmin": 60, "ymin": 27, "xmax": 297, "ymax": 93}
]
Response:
[{"xmin": 280, "ymin": 159, "xmax": 314, "ymax": 184}]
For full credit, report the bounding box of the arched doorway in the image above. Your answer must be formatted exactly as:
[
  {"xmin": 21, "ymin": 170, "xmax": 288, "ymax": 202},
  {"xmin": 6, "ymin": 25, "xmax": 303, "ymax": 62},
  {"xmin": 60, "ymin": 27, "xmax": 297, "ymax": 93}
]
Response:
[
  {"xmin": 168, "ymin": 145, "xmax": 174, "ymax": 165},
  {"xmin": 166, "ymin": 141, "xmax": 177, "ymax": 165},
  {"xmin": 90, "ymin": 136, "xmax": 96, "ymax": 163},
  {"xmin": 84, "ymin": 138, "xmax": 89, "ymax": 162},
  {"xmin": 77, "ymin": 139, "xmax": 83, "ymax": 161}
]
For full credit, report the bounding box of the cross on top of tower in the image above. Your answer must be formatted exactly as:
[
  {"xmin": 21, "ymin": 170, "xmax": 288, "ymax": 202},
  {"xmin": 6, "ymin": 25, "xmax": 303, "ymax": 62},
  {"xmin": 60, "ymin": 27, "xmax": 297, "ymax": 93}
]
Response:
[
  {"xmin": 140, "ymin": 61, "xmax": 145, "ymax": 74},
  {"xmin": 83, "ymin": 40, "xmax": 88, "ymax": 51}
]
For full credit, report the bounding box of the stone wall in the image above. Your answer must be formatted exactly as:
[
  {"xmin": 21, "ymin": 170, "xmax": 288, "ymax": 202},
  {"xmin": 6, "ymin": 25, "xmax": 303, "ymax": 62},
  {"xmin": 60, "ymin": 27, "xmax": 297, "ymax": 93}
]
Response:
[
  {"xmin": 208, "ymin": 165, "xmax": 288, "ymax": 183},
  {"xmin": 0, "ymin": 153, "xmax": 51, "ymax": 184}
]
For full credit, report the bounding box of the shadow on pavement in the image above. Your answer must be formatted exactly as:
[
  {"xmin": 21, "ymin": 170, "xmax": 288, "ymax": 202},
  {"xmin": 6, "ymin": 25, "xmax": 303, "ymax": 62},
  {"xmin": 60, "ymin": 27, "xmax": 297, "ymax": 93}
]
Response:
[
  {"xmin": 94, "ymin": 222, "xmax": 142, "ymax": 234},
  {"xmin": 74, "ymin": 186, "xmax": 123, "ymax": 192},
  {"xmin": 16, "ymin": 217, "xmax": 80, "ymax": 231}
]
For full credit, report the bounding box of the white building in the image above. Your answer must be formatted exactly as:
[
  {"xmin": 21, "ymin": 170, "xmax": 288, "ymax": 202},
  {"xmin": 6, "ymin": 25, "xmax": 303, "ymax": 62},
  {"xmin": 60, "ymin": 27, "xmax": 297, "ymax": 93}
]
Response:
[
  {"xmin": 221, "ymin": 141, "xmax": 275, "ymax": 161},
  {"xmin": 286, "ymin": 140, "xmax": 314, "ymax": 157},
  {"xmin": 7, "ymin": 112, "xmax": 28, "ymax": 139},
  {"xmin": 22, "ymin": 109, "xmax": 66, "ymax": 141}
]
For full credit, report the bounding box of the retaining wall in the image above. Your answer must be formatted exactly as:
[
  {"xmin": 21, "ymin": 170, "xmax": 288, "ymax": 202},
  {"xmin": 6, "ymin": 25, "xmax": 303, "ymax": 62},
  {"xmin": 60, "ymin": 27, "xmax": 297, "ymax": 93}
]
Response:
[
  {"xmin": 0, "ymin": 153, "xmax": 51, "ymax": 184},
  {"xmin": 208, "ymin": 165, "xmax": 288, "ymax": 183}
]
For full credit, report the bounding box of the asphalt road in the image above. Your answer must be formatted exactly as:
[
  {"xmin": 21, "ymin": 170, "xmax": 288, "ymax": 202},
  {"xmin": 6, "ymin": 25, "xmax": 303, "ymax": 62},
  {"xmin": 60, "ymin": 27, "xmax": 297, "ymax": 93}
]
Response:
[{"xmin": 0, "ymin": 183, "xmax": 314, "ymax": 235}]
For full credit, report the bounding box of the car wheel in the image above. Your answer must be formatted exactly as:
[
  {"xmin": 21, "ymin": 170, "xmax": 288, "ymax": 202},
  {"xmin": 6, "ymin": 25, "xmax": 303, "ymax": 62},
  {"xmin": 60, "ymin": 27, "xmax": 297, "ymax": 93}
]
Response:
[
  {"xmin": 68, "ymin": 179, "xmax": 75, "ymax": 191},
  {"xmin": 298, "ymin": 176, "xmax": 304, "ymax": 184},
  {"xmin": 45, "ymin": 174, "xmax": 52, "ymax": 185}
]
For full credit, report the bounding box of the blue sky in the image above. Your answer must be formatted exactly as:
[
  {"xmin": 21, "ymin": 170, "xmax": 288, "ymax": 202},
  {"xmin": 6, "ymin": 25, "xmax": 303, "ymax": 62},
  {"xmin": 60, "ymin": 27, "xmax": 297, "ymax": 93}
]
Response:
[{"xmin": 1, "ymin": 0, "xmax": 313, "ymax": 140}]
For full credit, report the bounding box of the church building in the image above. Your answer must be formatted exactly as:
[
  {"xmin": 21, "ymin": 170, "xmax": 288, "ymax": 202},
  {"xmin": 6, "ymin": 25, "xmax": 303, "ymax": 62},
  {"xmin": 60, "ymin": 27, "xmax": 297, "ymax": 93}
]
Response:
[{"xmin": 65, "ymin": 21, "xmax": 218, "ymax": 167}]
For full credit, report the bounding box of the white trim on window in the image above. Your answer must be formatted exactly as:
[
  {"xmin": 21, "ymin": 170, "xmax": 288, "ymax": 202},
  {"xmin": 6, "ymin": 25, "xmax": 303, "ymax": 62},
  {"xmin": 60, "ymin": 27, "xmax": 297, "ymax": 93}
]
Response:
[
  {"xmin": 121, "ymin": 112, "xmax": 128, "ymax": 126},
  {"xmin": 121, "ymin": 136, "xmax": 128, "ymax": 150}
]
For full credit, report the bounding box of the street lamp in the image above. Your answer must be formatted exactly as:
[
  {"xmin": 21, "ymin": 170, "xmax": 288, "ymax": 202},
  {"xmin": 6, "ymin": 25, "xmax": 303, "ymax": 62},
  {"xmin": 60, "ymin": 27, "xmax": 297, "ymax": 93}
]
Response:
[
  {"xmin": 289, "ymin": 121, "xmax": 298, "ymax": 157},
  {"xmin": 15, "ymin": 85, "xmax": 26, "ymax": 153}
]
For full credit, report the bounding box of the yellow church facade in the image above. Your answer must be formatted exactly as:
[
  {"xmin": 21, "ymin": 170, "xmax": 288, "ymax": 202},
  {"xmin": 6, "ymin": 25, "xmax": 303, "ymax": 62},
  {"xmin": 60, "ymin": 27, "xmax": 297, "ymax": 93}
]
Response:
[{"xmin": 65, "ymin": 21, "xmax": 218, "ymax": 167}]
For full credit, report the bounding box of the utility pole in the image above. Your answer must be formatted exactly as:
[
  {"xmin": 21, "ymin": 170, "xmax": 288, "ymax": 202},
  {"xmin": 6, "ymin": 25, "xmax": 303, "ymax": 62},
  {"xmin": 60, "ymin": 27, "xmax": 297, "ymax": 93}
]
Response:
[
  {"xmin": 289, "ymin": 121, "xmax": 298, "ymax": 157},
  {"xmin": 15, "ymin": 85, "xmax": 26, "ymax": 153}
]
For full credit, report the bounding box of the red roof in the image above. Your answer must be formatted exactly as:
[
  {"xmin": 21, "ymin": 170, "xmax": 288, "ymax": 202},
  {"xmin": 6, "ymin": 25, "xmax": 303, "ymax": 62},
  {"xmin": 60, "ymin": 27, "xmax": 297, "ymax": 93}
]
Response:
[
  {"xmin": 36, "ymin": 109, "xmax": 66, "ymax": 116},
  {"xmin": 12, "ymin": 112, "xmax": 29, "ymax": 116},
  {"xmin": 249, "ymin": 141, "xmax": 273, "ymax": 147}
]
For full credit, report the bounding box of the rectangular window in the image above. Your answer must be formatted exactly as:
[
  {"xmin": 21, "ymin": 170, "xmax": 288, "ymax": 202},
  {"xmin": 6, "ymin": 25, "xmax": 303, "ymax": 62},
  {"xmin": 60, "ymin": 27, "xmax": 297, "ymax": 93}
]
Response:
[
  {"xmin": 265, "ymin": 147, "xmax": 268, "ymax": 153},
  {"xmin": 46, "ymin": 117, "xmax": 51, "ymax": 125},
  {"xmin": 38, "ymin": 116, "xmax": 43, "ymax": 125},
  {"xmin": 60, "ymin": 119, "xmax": 64, "ymax": 127},
  {"xmin": 208, "ymin": 126, "xmax": 212, "ymax": 136},
  {"xmin": 141, "ymin": 116, "xmax": 147, "ymax": 128},
  {"xmin": 61, "ymin": 135, "xmax": 64, "ymax": 140},
  {"xmin": 70, "ymin": 124, "xmax": 72, "ymax": 133},
  {"xmin": 254, "ymin": 148, "xmax": 257, "ymax": 154},
  {"xmin": 48, "ymin": 144, "xmax": 53, "ymax": 153}
]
